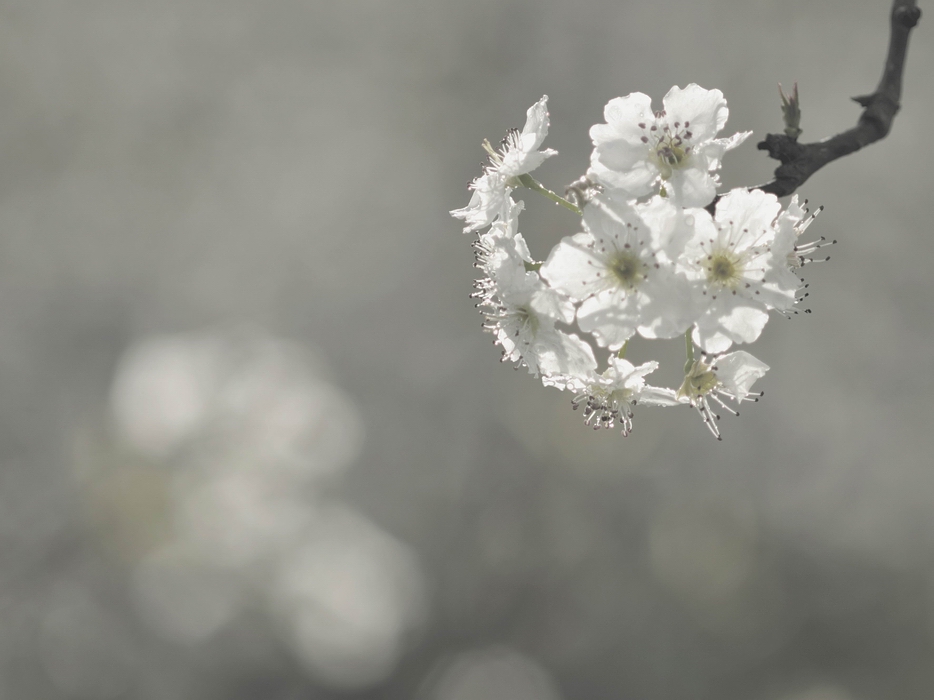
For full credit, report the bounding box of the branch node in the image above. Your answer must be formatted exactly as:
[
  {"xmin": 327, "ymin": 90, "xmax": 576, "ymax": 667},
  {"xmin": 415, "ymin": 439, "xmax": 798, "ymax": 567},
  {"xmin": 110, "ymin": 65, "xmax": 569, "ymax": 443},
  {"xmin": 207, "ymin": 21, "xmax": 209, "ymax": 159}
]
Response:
[
  {"xmin": 757, "ymin": 133, "xmax": 806, "ymax": 164},
  {"xmin": 747, "ymin": 0, "xmax": 919, "ymax": 199},
  {"xmin": 894, "ymin": 5, "xmax": 921, "ymax": 27}
]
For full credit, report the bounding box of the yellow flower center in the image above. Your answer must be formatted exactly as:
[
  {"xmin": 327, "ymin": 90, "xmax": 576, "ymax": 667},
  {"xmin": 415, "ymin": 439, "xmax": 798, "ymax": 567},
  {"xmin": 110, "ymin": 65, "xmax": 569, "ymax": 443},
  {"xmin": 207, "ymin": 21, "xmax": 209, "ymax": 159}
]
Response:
[
  {"xmin": 652, "ymin": 132, "xmax": 691, "ymax": 180},
  {"xmin": 609, "ymin": 251, "xmax": 645, "ymax": 289},
  {"xmin": 706, "ymin": 250, "xmax": 742, "ymax": 290},
  {"xmin": 677, "ymin": 360, "xmax": 719, "ymax": 399}
]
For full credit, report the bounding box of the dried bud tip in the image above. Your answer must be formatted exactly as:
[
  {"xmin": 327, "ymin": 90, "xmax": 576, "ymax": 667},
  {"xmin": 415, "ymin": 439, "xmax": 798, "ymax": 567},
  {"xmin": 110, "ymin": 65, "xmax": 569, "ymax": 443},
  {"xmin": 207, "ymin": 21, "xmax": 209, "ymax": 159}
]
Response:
[{"xmin": 779, "ymin": 82, "xmax": 802, "ymax": 140}]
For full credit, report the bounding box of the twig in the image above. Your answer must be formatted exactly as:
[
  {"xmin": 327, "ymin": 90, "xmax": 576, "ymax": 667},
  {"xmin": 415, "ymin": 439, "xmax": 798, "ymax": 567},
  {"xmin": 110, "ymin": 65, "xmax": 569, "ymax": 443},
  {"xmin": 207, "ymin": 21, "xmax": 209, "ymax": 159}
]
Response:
[{"xmin": 751, "ymin": 0, "xmax": 921, "ymax": 199}]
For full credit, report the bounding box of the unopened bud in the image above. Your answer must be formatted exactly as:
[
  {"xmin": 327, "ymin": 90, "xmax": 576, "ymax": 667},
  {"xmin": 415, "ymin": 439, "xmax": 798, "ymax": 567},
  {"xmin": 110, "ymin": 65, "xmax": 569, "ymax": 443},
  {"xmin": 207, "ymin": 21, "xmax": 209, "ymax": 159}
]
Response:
[{"xmin": 779, "ymin": 82, "xmax": 802, "ymax": 140}]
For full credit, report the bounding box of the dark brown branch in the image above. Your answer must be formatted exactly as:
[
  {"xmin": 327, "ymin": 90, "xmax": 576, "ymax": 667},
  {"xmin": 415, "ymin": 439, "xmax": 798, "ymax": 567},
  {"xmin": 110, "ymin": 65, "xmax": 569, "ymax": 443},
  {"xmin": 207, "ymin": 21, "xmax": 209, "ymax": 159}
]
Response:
[{"xmin": 752, "ymin": 0, "xmax": 921, "ymax": 199}]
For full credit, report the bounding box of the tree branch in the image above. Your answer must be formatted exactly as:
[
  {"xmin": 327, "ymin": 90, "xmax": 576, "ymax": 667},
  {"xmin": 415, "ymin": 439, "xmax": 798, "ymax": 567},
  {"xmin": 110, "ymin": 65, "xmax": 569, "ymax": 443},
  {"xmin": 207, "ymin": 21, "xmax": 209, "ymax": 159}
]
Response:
[{"xmin": 752, "ymin": 0, "xmax": 921, "ymax": 198}]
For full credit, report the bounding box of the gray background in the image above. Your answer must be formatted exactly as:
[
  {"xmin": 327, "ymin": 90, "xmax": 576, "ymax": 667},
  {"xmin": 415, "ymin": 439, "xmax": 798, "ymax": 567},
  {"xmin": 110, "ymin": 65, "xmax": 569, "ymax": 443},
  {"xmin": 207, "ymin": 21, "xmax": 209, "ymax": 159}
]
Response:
[{"xmin": 1, "ymin": 1, "xmax": 933, "ymax": 698}]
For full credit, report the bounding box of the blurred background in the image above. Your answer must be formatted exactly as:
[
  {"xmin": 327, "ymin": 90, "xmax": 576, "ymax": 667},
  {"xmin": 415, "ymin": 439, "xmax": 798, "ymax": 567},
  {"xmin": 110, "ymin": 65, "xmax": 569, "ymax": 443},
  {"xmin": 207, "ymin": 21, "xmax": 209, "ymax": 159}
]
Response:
[{"xmin": 0, "ymin": 1, "xmax": 932, "ymax": 698}]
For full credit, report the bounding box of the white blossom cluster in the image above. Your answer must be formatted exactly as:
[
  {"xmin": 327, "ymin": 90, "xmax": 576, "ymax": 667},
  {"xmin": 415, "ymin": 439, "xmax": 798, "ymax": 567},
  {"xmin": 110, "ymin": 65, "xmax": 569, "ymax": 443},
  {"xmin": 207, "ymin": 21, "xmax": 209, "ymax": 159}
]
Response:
[{"xmin": 452, "ymin": 87, "xmax": 831, "ymax": 439}]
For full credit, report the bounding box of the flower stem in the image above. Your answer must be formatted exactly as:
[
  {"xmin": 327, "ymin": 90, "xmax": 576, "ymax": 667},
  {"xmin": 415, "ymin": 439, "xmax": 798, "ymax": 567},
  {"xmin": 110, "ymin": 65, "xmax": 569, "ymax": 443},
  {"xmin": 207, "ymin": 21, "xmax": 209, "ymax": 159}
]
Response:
[
  {"xmin": 516, "ymin": 174, "xmax": 582, "ymax": 215},
  {"xmin": 683, "ymin": 330, "xmax": 695, "ymax": 374},
  {"xmin": 617, "ymin": 340, "xmax": 629, "ymax": 359}
]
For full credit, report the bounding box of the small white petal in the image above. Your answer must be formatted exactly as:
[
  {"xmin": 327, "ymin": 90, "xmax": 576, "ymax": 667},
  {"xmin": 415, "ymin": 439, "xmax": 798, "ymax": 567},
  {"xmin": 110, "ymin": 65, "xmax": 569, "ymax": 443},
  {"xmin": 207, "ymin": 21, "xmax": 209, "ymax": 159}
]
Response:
[
  {"xmin": 712, "ymin": 351, "xmax": 769, "ymax": 400},
  {"xmin": 587, "ymin": 157, "xmax": 657, "ymax": 198},
  {"xmin": 540, "ymin": 232, "xmax": 599, "ymax": 300},
  {"xmin": 577, "ymin": 291, "xmax": 639, "ymax": 349},
  {"xmin": 666, "ymin": 167, "xmax": 718, "ymax": 208},
  {"xmin": 713, "ymin": 188, "xmax": 781, "ymax": 233},
  {"xmin": 536, "ymin": 331, "xmax": 598, "ymax": 388},
  {"xmin": 451, "ymin": 172, "xmax": 509, "ymax": 233},
  {"xmin": 520, "ymin": 96, "xmax": 555, "ymax": 152},
  {"xmin": 593, "ymin": 93, "xmax": 655, "ymax": 148},
  {"xmin": 693, "ymin": 303, "xmax": 769, "ymax": 353},
  {"xmin": 637, "ymin": 386, "xmax": 680, "ymax": 407},
  {"xmin": 661, "ymin": 84, "xmax": 729, "ymax": 142}
]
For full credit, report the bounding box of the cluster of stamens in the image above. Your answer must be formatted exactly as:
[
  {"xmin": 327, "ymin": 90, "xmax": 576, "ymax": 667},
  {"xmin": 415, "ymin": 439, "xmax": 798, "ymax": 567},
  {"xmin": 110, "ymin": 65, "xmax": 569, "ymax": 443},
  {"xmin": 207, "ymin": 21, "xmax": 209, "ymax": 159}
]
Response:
[
  {"xmin": 472, "ymin": 233, "xmax": 542, "ymax": 371},
  {"xmin": 580, "ymin": 221, "xmax": 659, "ymax": 298},
  {"xmin": 781, "ymin": 202, "xmax": 832, "ymax": 316},
  {"xmin": 608, "ymin": 247, "xmax": 650, "ymax": 290},
  {"xmin": 696, "ymin": 222, "xmax": 772, "ymax": 299},
  {"xmin": 470, "ymin": 237, "xmax": 500, "ymax": 307},
  {"xmin": 677, "ymin": 357, "xmax": 763, "ymax": 440},
  {"xmin": 791, "ymin": 204, "xmax": 833, "ymax": 267},
  {"xmin": 639, "ymin": 112, "xmax": 695, "ymax": 179},
  {"xmin": 480, "ymin": 302, "xmax": 538, "ymax": 368},
  {"xmin": 571, "ymin": 390, "xmax": 635, "ymax": 436},
  {"xmin": 481, "ymin": 129, "xmax": 520, "ymax": 171}
]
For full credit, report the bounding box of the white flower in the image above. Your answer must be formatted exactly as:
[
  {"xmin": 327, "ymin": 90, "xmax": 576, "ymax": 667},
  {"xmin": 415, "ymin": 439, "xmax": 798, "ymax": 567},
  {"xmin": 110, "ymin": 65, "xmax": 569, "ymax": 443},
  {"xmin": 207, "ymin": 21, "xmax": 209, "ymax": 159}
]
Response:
[
  {"xmin": 451, "ymin": 96, "xmax": 558, "ymax": 233},
  {"xmin": 471, "ymin": 197, "xmax": 530, "ymax": 304},
  {"xmin": 473, "ymin": 202, "xmax": 596, "ymax": 383},
  {"xmin": 680, "ymin": 188, "xmax": 801, "ymax": 354},
  {"xmin": 562, "ymin": 358, "xmax": 678, "ymax": 437},
  {"xmin": 676, "ymin": 350, "xmax": 768, "ymax": 440},
  {"xmin": 487, "ymin": 95, "xmax": 558, "ymax": 180},
  {"xmin": 540, "ymin": 193, "xmax": 702, "ymax": 350},
  {"xmin": 483, "ymin": 263, "xmax": 597, "ymax": 383},
  {"xmin": 452, "ymin": 172, "xmax": 510, "ymax": 234},
  {"xmin": 589, "ymin": 84, "xmax": 751, "ymax": 207}
]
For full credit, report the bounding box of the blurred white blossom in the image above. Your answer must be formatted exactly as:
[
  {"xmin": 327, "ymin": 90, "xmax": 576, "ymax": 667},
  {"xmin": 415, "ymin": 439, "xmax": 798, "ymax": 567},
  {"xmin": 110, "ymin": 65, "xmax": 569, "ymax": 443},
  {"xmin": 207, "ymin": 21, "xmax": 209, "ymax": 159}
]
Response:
[
  {"xmin": 427, "ymin": 647, "xmax": 563, "ymax": 700},
  {"xmin": 269, "ymin": 505, "xmax": 427, "ymax": 690},
  {"xmin": 111, "ymin": 331, "xmax": 364, "ymax": 479},
  {"xmin": 107, "ymin": 329, "xmax": 427, "ymax": 689}
]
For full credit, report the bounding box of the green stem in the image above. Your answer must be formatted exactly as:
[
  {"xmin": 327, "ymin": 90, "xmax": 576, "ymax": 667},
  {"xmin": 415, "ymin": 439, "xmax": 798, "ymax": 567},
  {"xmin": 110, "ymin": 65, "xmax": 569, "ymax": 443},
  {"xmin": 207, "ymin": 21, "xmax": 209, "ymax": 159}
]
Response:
[
  {"xmin": 617, "ymin": 340, "xmax": 629, "ymax": 359},
  {"xmin": 683, "ymin": 330, "xmax": 695, "ymax": 374},
  {"xmin": 516, "ymin": 174, "xmax": 582, "ymax": 215}
]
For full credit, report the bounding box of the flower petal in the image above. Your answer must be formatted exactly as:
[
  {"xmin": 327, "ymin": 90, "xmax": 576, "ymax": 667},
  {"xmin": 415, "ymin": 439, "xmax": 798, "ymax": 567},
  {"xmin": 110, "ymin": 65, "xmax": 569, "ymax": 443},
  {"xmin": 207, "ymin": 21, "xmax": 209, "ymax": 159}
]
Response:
[
  {"xmin": 661, "ymin": 84, "xmax": 728, "ymax": 143},
  {"xmin": 592, "ymin": 93, "xmax": 655, "ymax": 146},
  {"xmin": 587, "ymin": 157, "xmax": 658, "ymax": 198},
  {"xmin": 535, "ymin": 330, "xmax": 598, "ymax": 388},
  {"xmin": 450, "ymin": 172, "xmax": 509, "ymax": 233},
  {"xmin": 714, "ymin": 188, "xmax": 782, "ymax": 238},
  {"xmin": 713, "ymin": 351, "xmax": 769, "ymax": 400},
  {"xmin": 520, "ymin": 95, "xmax": 553, "ymax": 152},
  {"xmin": 540, "ymin": 232, "xmax": 600, "ymax": 301},
  {"xmin": 666, "ymin": 167, "xmax": 718, "ymax": 208},
  {"xmin": 693, "ymin": 302, "xmax": 769, "ymax": 353},
  {"xmin": 576, "ymin": 290, "xmax": 638, "ymax": 349}
]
